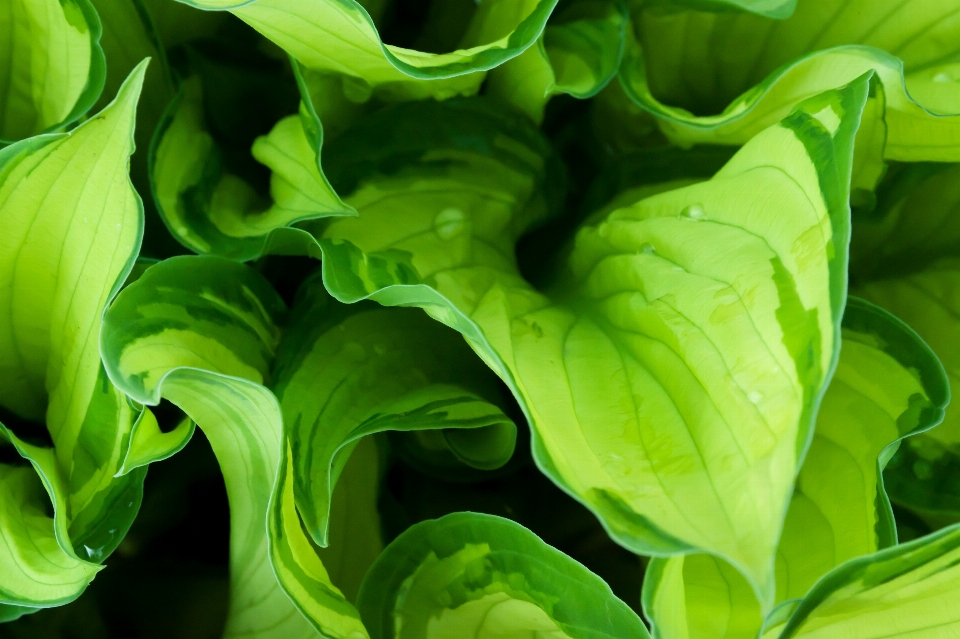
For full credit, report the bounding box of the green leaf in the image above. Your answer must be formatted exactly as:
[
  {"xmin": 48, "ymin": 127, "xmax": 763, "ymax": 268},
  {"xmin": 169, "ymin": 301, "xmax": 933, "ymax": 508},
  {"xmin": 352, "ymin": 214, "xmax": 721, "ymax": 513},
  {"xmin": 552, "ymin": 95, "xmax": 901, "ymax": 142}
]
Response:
[
  {"xmin": 356, "ymin": 511, "xmax": 649, "ymax": 639},
  {"xmin": 487, "ymin": 0, "xmax": 628, "ymax": 123},
  {"xmin": 0, "ymin": 62, "xmax": 149, "ymax": 607},
  {"xmin": 173, "ymin": 0, "xmax": 559, "ymax": 101},
  {"xmin": 773, "ymin": 523, "xmax": 960, "ymax": 639},
  {"xmin": 101, "ymin": 255, "xmax": 366, "ymax": 638},
  {"xmin": 0, "ymin": 0, "xmax": 107, "ymax": 143},
  {"xmin": 314, "ymin": 437, "xmax": 383, "ymax": 605},
  {"xmin": 858, "ymin": 259, "xmax": 960, "ymax": 516},
  {"xmin": 314, "ymin": 79, "xmax": 868, "ymax": 609},
  {"xmin": 149, "ymin": 67, "xmax": 353, "ymax": 261},
  {"xmin": 643, "ymin": 0, "xmax": 796, "ymax": 20},
  {"xmin": 117, "ymin": 406, "xmax": 196, "ymax": 475},
  {"xmin": 642, "ymin": 554, "xmax": 761, "ymax": 639},
  {"xmin": 850, "ymin": 162, "xmax": 960, "ymax": 279},
  {"xmin": 641, "ymin": 297, "xmax": 950, "ymax": 639},
  {"xmin": 101, "ymin": 254, "xmax": 522, "ymax": 635},
  {"xmin": 273, "ymin": 273, "xmax": 517, "ymax": 546},
  {"xmin": 0, "ymin": 457, "xmax": 101, "ymax": 610},
  {"xmin": 620, "ymin": 0, "xmax": 960, "ymax": 162}
]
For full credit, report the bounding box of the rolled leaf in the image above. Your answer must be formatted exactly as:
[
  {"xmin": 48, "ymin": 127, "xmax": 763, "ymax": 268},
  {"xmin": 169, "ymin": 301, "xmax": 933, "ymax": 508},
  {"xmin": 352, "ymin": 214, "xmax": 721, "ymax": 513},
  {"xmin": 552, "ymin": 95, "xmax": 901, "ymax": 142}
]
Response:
[
  {"xmin": 101, "ymin": 255, "xmax": 363, "ymax": 638},
  {"xmin": 487, "ymin": 0, "xmax": 628, "ymax": 123},
  {"xmin": 356, "ymin": 511, "xmax": 649, "ymax": 639},
  {"xmin": 0, "ymin": 0, "xmax": 106, "ymax": 143},
  {"xmin": 620, "ymin": 0, "xmax": 960, "ymax": 162},
  {"xmin": 0, "ymin": 456, "xmax": 100, "ymax": 611},
  {"xmin": 150, "ymin": 66, "xmax": 353, "ymax": 261},
  {"xmin": 101, "ymin": 254, "xmax": 522, "ymax": 636},
  {"xmin": 174, "ymin": 0, "xmax": 559, "ymax": 101},
  {"xmin": 273, "ymin": 273, "xmax": 517, "ymax": 546},
  {"xmin": 858, "ymin": 260, "xmax": 960, "ymax": 516}
]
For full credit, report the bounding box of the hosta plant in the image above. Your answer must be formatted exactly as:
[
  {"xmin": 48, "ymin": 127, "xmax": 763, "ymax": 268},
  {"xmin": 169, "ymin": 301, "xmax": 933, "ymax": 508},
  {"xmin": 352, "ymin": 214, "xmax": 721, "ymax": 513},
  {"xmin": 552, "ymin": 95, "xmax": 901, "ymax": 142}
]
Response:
[{"xmin": 3, "ymin": 0, "xmax": 960, "ymax": 638}]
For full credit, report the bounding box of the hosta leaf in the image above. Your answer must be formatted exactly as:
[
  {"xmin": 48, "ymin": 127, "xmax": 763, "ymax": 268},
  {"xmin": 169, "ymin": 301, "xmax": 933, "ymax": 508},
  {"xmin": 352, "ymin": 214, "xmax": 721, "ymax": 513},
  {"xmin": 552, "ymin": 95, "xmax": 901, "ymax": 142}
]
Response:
[
  {"xmin": 773, "ymin": 523, "xmax": 960, "ymax": 639},
  {"xmin": 0, "ymin": 62, "xmax": 148, "ymax": 606},
  {"xmin": 0, "ymin": 458, "xmax": 100, "ymax": 610},
  {"xmin": 150, "ymin": 66, "xmax": 353, "ymax": 261},
  {"xmin": 102, "ymin": 254, "xmax": 521, "ymax": 636},
  {"xmin": 314, "ymin": 437, "xmax": 382, "ymax": 605},
  {"xmin": 487, "ymin": 0, "xmax": 627, "ymax": 123},
  {"xmin": 0, "ymin": 0, "xmax": 106, "ymax": 143},
  {"xmin": 273, "ymin": 273, "xmax": 517, "ymax": 546},
  {"xmin": 850, "ymin": 162, "xmax": 960, "ymax": 279},
  {"xmin": 314, "ymin": 79, "xmax": 868, "ymax": 608},
  {"xmin": 648, "ymin": 0, "xmax": 796, "ymax": 20},
  {"xmin": 101, "ymin": 255, "xmax": 363, "ymax": 639},
  {"xmin": 858, "ymin": 260, "xmax": 960, "ymax": 516},
  {"xmin": 643, "ymin": 554, "xmax": 760, "ymax": 639},
  {"xmin": 642, "ymin": 297, "xmax": 950, "ymax": 639},
  {"xmin": 620, "ymin": 0, "xmax": 960, "ymax": 162},
  {"xmin": 356, "ymin": 512, "xmax": 649, "ymax": 639},
  {"xmin": 174, "ymin": 0, "xmax": 559, "ymax": 101},
  {"xmin": 116, "ymin": 406, "xmax": 195, "ymax": 475},
  {"xmin": 775, "ymin": 298, "xmax": 948, "ymax": 594}
]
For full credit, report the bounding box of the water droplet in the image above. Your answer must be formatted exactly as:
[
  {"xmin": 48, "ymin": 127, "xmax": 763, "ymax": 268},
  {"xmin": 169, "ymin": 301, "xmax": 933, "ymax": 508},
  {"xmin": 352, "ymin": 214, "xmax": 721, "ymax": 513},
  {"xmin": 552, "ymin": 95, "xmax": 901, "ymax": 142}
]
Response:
[
  {"xmin": 934, "ymin": 72, "xmax": 956, "ymax": 84},
  {"xmin": 434, "ymin": 208, "xmax": 466, "ymax": 240},
  {"xmin": 748, "ymin": 391, "xmax": 763, "ymax": 404},
  {"xmin": 679, "ymin": 204, "xmax": 705, "ymax": 221},
  {"xmin": 373, "ymin": 344, "xmax": 387, "ymax": 356},
  {"xmin": 639, "ymin": 242, "xmax": 656, "ymax": 255},
  {"xmin": 771, "ymin": 365, "xmax": 780, "ymax": 373}
]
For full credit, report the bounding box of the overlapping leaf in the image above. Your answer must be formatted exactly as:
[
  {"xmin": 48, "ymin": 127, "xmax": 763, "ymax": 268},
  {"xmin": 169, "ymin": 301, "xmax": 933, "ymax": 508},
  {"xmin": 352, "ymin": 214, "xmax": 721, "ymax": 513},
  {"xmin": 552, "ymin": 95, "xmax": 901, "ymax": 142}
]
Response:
[
  {"xmin": 100, "ymin": 254, "xmax": 520, "ymax": 636},
  {"xmin": 306, "ymin": 77, "xmax": 870, "ymax": 609},
  {"xmin": 771, "ymin": 522, "xmax": 960, "ymax": 639},
  {"xmin": 619, "ymin": 0, "xmax": 960, "ymax": 164},
  {"xmin": 174, "ymin": 0, "xmax": 559, "ymax": 101},
  {"xmin": 0, "ymin": 62, "xmax": 148, "ymax": 612},
  {"xmin": 356, "ymin": 512, "xmax": 649, "ymax": 639},
  {"xmin": 487, "ymin": 0, "xmax": 628, "ymax": 123},
  {"xmin": 150, "ymin": 60, "xmax": 353, "ymax": 261},
  {"xmin": 642, "ymin": 297, "xmax": 950, "ymax": 639},
  {"xmin": 858, "ymin": 260, "xmax": 960, "ymax": 517},
  {"xmin": 0, "ymin": 0, "xmax": 106, "ymax": 143}
]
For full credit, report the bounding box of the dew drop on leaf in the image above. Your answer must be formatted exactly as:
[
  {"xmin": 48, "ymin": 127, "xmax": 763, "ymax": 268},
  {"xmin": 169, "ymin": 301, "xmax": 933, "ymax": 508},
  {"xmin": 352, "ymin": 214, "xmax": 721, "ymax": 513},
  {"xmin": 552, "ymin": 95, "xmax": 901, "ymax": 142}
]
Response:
[{"xmin": 679, "ymin": 203, "xmax": 705, "ymax": 220}]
